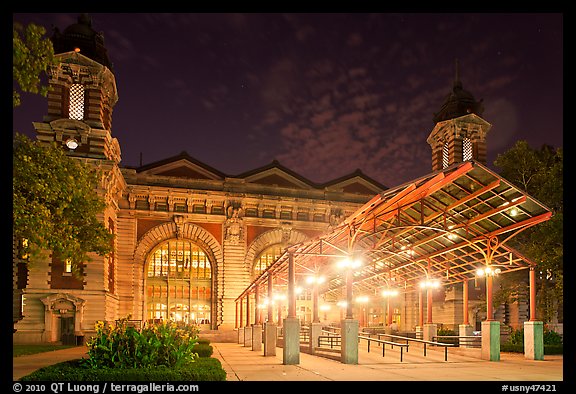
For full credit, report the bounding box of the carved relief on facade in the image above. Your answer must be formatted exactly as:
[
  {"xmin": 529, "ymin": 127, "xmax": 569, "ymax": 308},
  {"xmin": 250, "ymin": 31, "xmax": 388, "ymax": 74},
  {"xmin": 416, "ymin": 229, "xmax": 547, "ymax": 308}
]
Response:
[{"xmin": 224, "ymin": 201, "xmax": 244, "ymax": 245}]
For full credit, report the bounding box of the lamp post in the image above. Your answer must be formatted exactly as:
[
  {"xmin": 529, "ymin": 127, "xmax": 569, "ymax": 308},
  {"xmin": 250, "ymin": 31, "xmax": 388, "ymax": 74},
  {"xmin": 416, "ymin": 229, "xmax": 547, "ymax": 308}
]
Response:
[
  {"xmin": 476, "ymin": 265, "xmax": 501, "ymax": 361},
  {"xmin": 306, "ymin": 274, "xmax": 325, "ymax": 324},
  {"xmin": 381, "ymin": 289, "xmax": 399, "ymax": 329},
  {"xmin": 419, "ymin": 279, "xmax": 440, "ymax": 341},
  {"xmin": 337, "ymin": 255, "xmax": 362, "ymax": 364},
  {"xmin": 476, "ymin": 266, "xmax": 501, "ymax": 321}
]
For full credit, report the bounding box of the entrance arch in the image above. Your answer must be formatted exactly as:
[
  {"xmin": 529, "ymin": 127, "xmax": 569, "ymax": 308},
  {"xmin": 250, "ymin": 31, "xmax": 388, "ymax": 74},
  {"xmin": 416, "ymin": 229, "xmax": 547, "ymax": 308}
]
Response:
[
  {"xmin": 134, "ymin": 220, "xmax": 223, "ymax": 328},
  {"xmin": 40, "ymin": 293, "xmax": 85, "ymax": 343}
]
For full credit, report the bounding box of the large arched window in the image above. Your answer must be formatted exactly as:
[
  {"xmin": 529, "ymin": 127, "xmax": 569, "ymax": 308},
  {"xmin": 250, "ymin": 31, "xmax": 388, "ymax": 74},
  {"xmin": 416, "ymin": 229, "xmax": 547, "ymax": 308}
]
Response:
[
  {"xmin": 253, "ymin": 244, "xmax": 283, "ymax": 278},
  {"xmin": 146, "ymin": 239, "xmax": 212, "ymax": 326}
]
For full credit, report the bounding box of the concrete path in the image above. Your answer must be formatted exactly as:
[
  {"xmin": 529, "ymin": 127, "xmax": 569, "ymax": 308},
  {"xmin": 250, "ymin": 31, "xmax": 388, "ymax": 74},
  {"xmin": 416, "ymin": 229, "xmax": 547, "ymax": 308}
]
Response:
[
  {"xmin": 13, "ymin": 341, "xmax": 563, "ymax": 382},
  {"xmin": 13, "ymin": 346, "xmax": 88, "ymax": 381},
  {"xmin": 212, "ymin": 341, "xmax": 564, "ymax": 381}
]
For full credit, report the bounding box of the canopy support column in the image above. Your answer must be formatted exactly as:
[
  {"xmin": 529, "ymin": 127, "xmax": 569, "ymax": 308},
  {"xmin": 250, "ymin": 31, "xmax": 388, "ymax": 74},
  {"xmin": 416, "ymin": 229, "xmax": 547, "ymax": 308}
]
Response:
[
  {"xmin": 283, "ymin": 252, "xmax": 300, "ymax": 365},
  {"xmin": 524, "ymin": 266, "xmax": 544, "ymax": 360},
  {"xmin": 459, "ymin": 278, "xmax": 474, "ymax": 347},
  {"xmin": 252, "ymin": 284, "xmax": 262, "ymax": 351},
  {"xmin": 264, "ymin": 273, "xmax": 277, "ymax": 356}
]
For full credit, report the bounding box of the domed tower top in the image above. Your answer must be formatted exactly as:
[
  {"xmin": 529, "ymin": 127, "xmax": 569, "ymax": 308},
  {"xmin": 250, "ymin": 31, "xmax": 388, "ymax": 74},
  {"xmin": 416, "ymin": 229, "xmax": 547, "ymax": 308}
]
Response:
[
  {"xmin": 34, "ymin": 13, "xmax": 120, "ymax": 164},
  {"xmin": 426, "ymin": 60, "xmax": 491, "ymax": 171},
  {"xmin": 432, "ymin": 59, "xmax": 484, "ymax": 124},
  {"xmin": 51, "ymin": 13, "xmax": 114, "ymax": 72}
]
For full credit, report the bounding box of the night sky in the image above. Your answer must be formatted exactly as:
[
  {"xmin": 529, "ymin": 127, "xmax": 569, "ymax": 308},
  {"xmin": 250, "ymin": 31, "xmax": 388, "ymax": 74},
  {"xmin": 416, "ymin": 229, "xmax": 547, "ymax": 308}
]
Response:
[{"xmin": 12, "ymin": 13, "xmax": 563, "ymax": 188}]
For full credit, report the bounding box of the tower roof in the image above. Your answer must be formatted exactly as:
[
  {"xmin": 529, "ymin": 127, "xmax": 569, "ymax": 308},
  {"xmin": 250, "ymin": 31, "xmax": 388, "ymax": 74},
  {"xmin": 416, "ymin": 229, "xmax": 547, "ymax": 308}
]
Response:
[
  {"xmin": 433, "ymin": 60, "xmax": 484, "ymax": 123},
  {"xmin": 51, "ymin": 14, "xmax": 114, "ymax": 72}
]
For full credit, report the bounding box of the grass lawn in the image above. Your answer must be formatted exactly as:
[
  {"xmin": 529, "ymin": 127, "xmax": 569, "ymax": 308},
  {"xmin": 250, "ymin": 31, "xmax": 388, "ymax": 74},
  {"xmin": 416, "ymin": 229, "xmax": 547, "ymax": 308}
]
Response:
[{"xmin": 13, "ymin": 344, "xmax": 78, "ymax": 357}]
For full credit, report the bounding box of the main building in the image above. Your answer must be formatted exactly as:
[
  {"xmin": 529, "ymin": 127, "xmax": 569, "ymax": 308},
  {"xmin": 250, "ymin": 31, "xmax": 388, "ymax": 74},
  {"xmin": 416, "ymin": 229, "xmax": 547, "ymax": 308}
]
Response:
[{"xmin": 14, "ymin": 15, "xmax": 524, "ymax": 344}]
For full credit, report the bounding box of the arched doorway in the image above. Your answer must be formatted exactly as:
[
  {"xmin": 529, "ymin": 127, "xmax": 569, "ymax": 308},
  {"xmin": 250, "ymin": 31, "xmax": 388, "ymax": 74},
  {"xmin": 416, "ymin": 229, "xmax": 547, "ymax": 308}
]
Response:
[{"xmin": 145, "ymin": 239, "xmax": 213, "ymax": 329}]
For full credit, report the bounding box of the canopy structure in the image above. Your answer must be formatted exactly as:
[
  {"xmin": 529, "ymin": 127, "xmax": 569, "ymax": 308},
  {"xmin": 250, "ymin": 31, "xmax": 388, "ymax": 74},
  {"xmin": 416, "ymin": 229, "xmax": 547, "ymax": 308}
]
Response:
[{"xmin": 237, "ymin": 160, "xmax": 552, "ymax": 304}]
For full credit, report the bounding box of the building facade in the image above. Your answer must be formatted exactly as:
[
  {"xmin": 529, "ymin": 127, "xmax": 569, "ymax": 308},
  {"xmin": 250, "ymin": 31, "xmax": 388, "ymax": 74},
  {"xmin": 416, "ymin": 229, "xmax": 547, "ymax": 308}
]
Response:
[
  {"xmin": 12, "ymin": 15, "xmax": 388, "ymax": 343},
  {"xmin": 13, "ymin": 16, "xmax": 532, "ymax": 344}
]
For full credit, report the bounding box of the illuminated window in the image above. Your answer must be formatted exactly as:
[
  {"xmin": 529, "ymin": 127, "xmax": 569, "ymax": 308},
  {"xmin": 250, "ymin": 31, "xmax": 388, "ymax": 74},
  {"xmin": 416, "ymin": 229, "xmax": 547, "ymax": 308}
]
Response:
[
  {"xmin": 19, "ymin": 238, "xmax": 29, "ymax": 260},
  {"xmin": 253, "ymin": 244, "xmax": 283, "ymax": 278},
  {"xmin": 146, "ymin": 240, "xmax": 212, "ymax": 325},
  {"xmin": 442, "ymin": 142, "xmax": 450, "ymax": 169},
  {"xmin": 69, "ymin": 84, "xmax": 85, "ymax": 120},
  {"xmin": 64, "ymin": 258, "xmax": 73, "ymax": 274},
  {"xmin": 462, "ymin": 137, "xmax": 473, "ymax": 161}
]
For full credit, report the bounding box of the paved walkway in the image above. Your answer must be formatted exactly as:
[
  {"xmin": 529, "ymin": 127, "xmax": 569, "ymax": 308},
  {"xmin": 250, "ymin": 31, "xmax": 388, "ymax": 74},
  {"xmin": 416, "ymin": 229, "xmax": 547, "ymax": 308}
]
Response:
[
  {"xmin": 13, "ymin": 341, "xmax": 564, "ymax": 382},
  {"xmin": 213, "ymin": 341, "xmax": 564, "ymax": 381}
]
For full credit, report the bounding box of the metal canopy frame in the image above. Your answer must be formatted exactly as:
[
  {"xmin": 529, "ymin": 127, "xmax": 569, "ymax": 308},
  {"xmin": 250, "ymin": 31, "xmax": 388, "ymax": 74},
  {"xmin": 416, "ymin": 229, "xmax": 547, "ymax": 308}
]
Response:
[{"xmin": 236, "ymin": 160, "xmax": 552, "ymax": 304}]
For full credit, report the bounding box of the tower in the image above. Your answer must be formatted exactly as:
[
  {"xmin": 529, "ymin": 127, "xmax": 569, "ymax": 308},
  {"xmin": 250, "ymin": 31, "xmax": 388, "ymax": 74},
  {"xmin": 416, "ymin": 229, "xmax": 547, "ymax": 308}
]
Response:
[
  {"xmin": 33, "ymin": 13, "xmax": 120, "ymax": 164},
  {"xmin": 427, "ymin": 60, "xmax": 492, "ymax": 171},
  {"xmin": 15, "ymin": 14, "xmax": 125, "ymax": 343}
]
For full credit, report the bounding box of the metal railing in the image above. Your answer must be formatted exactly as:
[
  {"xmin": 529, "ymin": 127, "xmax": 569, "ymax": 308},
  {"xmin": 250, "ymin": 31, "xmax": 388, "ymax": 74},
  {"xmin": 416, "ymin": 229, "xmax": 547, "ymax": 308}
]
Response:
[
  {"xmin": 433, "ymin": 335, "xmax": 481, "ymax": 348},
  {"xmin": 317, "ymin": 335, "xmax": 341, "ymax": 348},
  {"xmin": 361, "ymin": 330, "xmax": 457, "ymax": 361},
  {"xmin": 358, "ymin": 334, "xmax": 409, "ymax": 362}
]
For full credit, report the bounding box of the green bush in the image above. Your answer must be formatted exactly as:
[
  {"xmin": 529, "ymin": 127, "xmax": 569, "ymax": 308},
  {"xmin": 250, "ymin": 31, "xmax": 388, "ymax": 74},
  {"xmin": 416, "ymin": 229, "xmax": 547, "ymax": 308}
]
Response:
[
  {"xmin": 506, "ymin": 326, "xmax": 563, "ymax": 346},
  {"xmin": 500, "ymin": 343, "xmax": 563, "ymax": 355},
  {"xmin": 436, "ymin": 327, "xmax": 458, "ymax": 345},
  {"xmin": 20, "ymin": 358, "xmax": 226, "ymax": 381},
  {"xmin": 192, "ymin": 343, "xmax": 213, "ymax": 358},
  {"xmin": 197, "ymin": 338, "xmax": 211, "ymax": 345},
  {"xmin": 83, "ymin": 317, "xmax": 199, "ymax": 369}
]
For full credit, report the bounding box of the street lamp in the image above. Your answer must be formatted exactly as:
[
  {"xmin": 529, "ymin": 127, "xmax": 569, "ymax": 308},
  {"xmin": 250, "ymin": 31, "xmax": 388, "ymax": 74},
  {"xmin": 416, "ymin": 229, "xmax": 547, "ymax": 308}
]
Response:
[
  {"xmin": 419, "ymin": 279, "xmax": 441, "ymax": 289},
  {"xmin": 476, "ymin": 265, "xmax": 500, "ymax": 321},
  {"xmin": 381, "ymin": 289, "xmax": 399, "ymax": 326},
  {"xmin": 476, "ymin": 266, "xmax": 501, "ymax": 277}
]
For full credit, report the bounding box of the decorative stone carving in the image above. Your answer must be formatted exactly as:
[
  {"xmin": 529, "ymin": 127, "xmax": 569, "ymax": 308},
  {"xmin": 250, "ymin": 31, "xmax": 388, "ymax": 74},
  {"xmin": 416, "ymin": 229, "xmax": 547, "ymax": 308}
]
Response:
[
  {"xmin": 173, "ymin": 215, "xmax": 185, "ymax": 239},
  {"xmin": 224, "ymin": 201, "xmax": 244, "ymax": 244}
]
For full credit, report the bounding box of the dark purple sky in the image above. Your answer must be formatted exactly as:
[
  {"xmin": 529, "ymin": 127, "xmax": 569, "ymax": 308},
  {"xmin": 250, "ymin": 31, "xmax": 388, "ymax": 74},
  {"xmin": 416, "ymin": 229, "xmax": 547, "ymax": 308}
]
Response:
[{"xmin": 12, "ymin": 13, "xmax": 563, "ymax": 188}]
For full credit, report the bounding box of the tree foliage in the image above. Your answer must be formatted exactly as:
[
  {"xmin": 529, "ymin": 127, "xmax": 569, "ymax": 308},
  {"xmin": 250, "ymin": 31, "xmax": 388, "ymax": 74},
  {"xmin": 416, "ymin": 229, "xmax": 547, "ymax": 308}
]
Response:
[
  {"xmin": 13, "ymin": 22, "xmax": 113, "ymax": 271},
  {"xmin": 493, "ymin": 140, "xmax": 563, "ymax": 323},
  {"xmin": 13, "ymin": 21, "xmax": 56, "ymax": 108},
  {"xmin": 13, "ymin": 133, "xmax": 113, "ymax": 269}
]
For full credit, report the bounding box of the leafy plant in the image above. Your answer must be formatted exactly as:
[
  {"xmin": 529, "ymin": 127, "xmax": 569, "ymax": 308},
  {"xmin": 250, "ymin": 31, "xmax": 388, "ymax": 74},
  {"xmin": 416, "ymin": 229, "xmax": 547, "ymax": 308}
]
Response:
[{"xmin": 84, "ymin": 317, "xmax": 199, "ymax": 369}]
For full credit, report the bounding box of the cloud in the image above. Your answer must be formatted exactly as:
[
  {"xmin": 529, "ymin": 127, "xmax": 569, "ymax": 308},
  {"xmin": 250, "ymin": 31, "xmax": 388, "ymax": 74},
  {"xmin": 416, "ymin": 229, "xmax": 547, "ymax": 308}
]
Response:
[{"xmin": 346, "ymin": 33, "xmax": 363, "ymax": 47}]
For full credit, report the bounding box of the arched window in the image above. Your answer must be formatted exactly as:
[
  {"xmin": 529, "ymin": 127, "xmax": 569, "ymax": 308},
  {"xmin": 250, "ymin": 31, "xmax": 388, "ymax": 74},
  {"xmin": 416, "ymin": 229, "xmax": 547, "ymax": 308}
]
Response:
[
  {"xmin": 68, "ymin": 84, "xmax": 85, "ymax": 120},
  {"xmin": 146, "ymin": 239, "xmax": 212, "ymax": 326},
  {"xmin": 253, "ymin": 244, "xmax": 283, "ymax": 278}
]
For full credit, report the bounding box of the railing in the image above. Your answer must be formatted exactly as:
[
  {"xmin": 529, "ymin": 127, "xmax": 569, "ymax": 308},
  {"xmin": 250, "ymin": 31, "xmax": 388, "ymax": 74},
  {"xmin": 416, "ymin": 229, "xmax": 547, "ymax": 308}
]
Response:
[
  {"xmin": 358, "ymin": 334, "xmax": 409, "ymax": 362},
  {"xmin": 361, "ymin": 331, "xmax": 457, "ymax": 361},
  {"xmin": 433, "ymin": 335, "xmax": 481, "ymax": 348},
  {"xmin": 300, "ymin": 326, "xmax": 310, "ymax": 343},
  {"xmin": 317, "ymin": 335, "xmax": 341, "ymax": 349}
]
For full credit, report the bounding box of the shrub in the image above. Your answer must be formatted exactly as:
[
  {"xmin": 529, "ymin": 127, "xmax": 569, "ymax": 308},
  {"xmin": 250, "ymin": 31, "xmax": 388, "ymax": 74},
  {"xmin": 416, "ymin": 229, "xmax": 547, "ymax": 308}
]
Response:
[
  {"xmin": 506, "ymin": 326, "xmax": 563, "ymax": 346},
  {"xmin": 193, "ymin": 343, "xmax": 213, "ymax": 357},
  {"xmin": 20, "ymin": 358, "xmax": 226, "ymax": 381},
  {"xmin": 436, "ymin": 327, "xmax": 458, "ymax": 345},
  {"xmin": 83, "ymin": 317, "xmax": 199, "ymax": 369}
]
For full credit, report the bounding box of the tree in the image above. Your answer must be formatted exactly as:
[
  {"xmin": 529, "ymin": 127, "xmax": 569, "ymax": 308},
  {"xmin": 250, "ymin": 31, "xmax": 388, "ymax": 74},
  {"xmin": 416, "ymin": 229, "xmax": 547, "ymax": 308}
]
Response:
[
  {"xmin": 493, "ymin": 140, "xmax": 563, "ymax": 323},
  {"xmin": 13, "ymin": 21, "xmax": 56, "ymax": 108},
  {"xmin": 13, "ymin": 22, "xmax": 113, "ymax": 271},
  {"xmin": 13, "ymin": 133, "xmax": 114, "ymax": 270}
]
